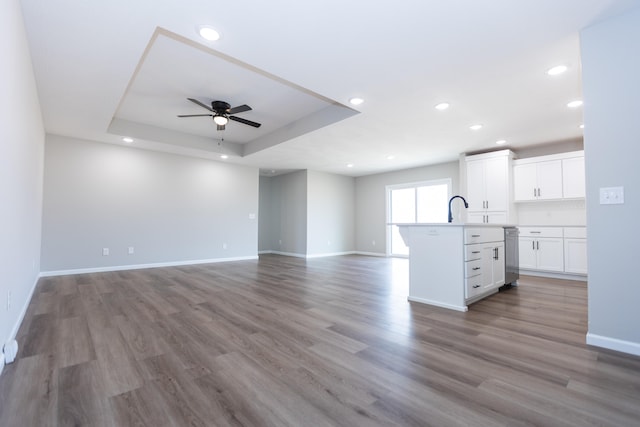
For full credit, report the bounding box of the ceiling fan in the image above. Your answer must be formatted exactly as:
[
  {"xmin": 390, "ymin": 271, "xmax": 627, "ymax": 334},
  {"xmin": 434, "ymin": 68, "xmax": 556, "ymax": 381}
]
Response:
[{"xmin": 177, "ymin": 98, "xmax": 262, "ymax": 131}]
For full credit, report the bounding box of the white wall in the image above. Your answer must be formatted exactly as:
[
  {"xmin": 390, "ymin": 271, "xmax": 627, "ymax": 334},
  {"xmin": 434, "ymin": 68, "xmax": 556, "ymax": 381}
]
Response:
[
  {"xmin": 41, "ymin": 135, "xmax": 259, "ymax": 272},
  {"xmin": 266, "ymin": 171, "xmax": 308, "ymax": 256},
  {"xmin": 581, "ymin": 7, "xmax": 640, "ymax": 355},
  {"xmin": 306, "ymin": 171, "xmax": 355, "ymax": 256},
  {"xmin": 355, "ymin": 161, "xmax": 459, "ymax": 255},
  {"xmin": 0, "ymin": 0, "xmax": 45, "ymax": 369}
]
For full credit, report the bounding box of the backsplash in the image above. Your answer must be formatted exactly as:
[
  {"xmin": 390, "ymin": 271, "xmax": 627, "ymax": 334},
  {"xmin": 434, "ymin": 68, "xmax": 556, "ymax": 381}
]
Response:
[{"xmin": 516, "ymin": 200, "xmax": 586, "ymax": 226}]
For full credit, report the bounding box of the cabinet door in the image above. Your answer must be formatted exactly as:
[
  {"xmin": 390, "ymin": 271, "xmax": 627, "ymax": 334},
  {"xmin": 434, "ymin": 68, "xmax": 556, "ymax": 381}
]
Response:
[
  {"xmin": 480, "ymin": 245, "xmax": 496, "ymax": 292},
  {"xmin": 466, "ymin": 160, "xmax": 486, "ymax": 211},
  {"xmin": 467, "ymin": 212, "xmax": 486, "ymax": 223},
  {"xmin": 486, "ymin": 212, "xmax": 507, "ymax": 224},
  {"xmin": 563, "ymin": 157, "xmax": 586, "ymax": 198},
  {"xmin": 536, "ymin": 238, "xmax": 564, "ymax": 272},
  {"xmin": 536, "ymin": 160, "xmax": 563, "ymax": 200},
  {"xmin": 484, "ymin": 156, "xmax": 508, "ymax": 211},
  {"xmin": 492, "ymin": 243, "xmax": 505, "ymax": 288},
  {"xmin": 564, "ymin": 238, "xmax": 588, "ymax": 274},
  {"xmin": 518, "ymin": 237, "xmax": 537, "ymax": 270},
  {"xmin": 514, "ymin": 163, "xmax": 537, "ymax": 201}
]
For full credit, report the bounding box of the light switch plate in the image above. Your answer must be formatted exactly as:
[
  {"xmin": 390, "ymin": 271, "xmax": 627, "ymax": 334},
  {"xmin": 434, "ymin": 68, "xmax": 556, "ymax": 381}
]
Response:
[{"xmin": 599, "ymin": 186, "xmax": 624, "ymax": 204}]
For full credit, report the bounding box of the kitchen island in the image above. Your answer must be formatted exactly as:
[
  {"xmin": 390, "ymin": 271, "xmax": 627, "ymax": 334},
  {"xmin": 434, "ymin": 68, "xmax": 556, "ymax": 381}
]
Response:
[{"xmin": 398, "ymin": 223, "xmax": 515, "ymax": 311}]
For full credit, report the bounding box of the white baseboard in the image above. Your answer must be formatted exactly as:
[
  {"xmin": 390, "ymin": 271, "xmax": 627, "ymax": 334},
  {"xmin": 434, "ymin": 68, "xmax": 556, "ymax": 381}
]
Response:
[
  {"xmin": 39, "ymin": 255, "xmax": 259, "ymax": 277},
  {"xmin": 354, "ymin": 251, "xmax": 387, "ymax": 257},
  {"xmin": 268, "ymin": 251, "xmax": 307, "ymax": 258},
  {"xmin": 586, "ymin": 333, "xmax": 640, "ymax": 356},
  {"xmin": 2, "ymin": 274, "xmax": 39, "ymax": 376},
  {"xmin": 305, "ymin": 251, "xmax": 356, "ymax": 259},
  {"xmin": 519, "ymin": 269, "xmax": 587, "ymax": 282},
  {"xmin": 408, "ymin": 296, "xmax": 468, "ymax": 312}
]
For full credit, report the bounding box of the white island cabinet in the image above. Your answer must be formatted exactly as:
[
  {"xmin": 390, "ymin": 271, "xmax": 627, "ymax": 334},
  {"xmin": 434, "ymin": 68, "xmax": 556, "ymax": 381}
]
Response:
[{"xmin": 398, "ymin": 224, "xmax": 507, "ymax": 312}]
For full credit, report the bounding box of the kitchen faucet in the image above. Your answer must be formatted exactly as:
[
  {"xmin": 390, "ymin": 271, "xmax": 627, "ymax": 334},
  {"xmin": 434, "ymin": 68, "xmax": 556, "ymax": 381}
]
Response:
[{"xmin": 448, "ymin": 195, "xmax": 469, "ymax": 223}]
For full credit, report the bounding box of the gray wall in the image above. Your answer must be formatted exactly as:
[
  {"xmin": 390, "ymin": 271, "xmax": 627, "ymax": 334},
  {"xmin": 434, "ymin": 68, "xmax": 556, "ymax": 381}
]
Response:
[
  {"xmin": 267, "ymin": 171, "xmax": 308, "ymax": 255},
  {"xmin": 258, "ymin": 175, "xmax": 273, "ymax": 252},
  {"xmin": 355, "ymin": 161, "xmax": 459, "ymax": 255},
  {"xmin": 306, "ymin": 170, "xmax": 355, "ymax": 255},
  {"xmin": 41, "ymin": 135, "xmax": 259, "ymax": 272},
  {"xmin": 581, "ymin": 7, "xmax": 640, "ymax": 354},
  {"xmin": 0, "ymin": 0, "xmax": 45, "ymax": 362}
]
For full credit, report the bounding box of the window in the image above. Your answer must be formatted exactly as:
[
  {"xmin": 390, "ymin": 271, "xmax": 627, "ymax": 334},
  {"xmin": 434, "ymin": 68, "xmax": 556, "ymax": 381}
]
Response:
[{"xmin": 386, "ymin": 179, "xmax": 451, "ymax": 256}]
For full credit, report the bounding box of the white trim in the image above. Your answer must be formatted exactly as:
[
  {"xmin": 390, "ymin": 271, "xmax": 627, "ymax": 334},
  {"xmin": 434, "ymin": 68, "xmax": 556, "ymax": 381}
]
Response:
[
  {"xmin": 407, "ymin": 296, "xmax": 468, "ymax": 312},
  {"xmin": 2, "ymin": 274, "xmax": 40, "ymax": 375},
  {"xmin": 39, "ymin": 256, "xmax": 259, "ymax": 277},
  {"xmin": 519, "ymin": 270, "xmax": 587, "ymax": 282},
  {"xmin": 269, "ymin": 251, "xmax": 307, "ymax": 258},
  {"xmin": 354, "ymin": 251, "xmax": 387, "ymax": 257},
  {"xmin": 305, "ymin": 251, "xmax": 356, "ymax": 259},
  {"xmin": 586, "ymin": 333, "xmax": 640, "ymax": 356}
]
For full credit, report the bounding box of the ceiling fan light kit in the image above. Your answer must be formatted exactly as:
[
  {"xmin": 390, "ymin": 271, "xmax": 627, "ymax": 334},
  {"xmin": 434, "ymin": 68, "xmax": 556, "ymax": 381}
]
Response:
[{"xmin": 177, "ymin": 98, "xmax": 261, "ymax": 131}]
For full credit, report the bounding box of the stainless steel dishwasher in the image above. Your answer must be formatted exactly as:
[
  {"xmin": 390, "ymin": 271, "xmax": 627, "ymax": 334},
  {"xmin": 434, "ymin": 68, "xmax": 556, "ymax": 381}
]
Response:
[{"xmin": 504, "ymin": 227, "xmax": 519, "ymax": 285}]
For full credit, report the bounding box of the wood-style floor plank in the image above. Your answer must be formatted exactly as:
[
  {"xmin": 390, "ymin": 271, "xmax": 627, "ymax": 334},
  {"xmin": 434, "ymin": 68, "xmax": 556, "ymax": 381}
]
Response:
[{"xmin": 1, "ymin": 254, "xmax": 640, "ymax": 426}]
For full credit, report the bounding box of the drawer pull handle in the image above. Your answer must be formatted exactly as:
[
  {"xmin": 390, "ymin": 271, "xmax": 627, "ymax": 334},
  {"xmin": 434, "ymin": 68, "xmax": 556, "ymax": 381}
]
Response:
[
  {"xmin": 472, "ymin": 267, "xmax": 481, "ymax": 271},
  {"xmin": 530, "ymin": 231, "xmax": 541, "ymax": 234},
  {"xmin": 472, "ymin": 285, "xmax": 480, "ymax": 289},
  {"xmin": 471, "ymin": 251, "xmax": 480, "ymax": 254},
  {"xmin": 472, "ymin": 234, "xmax": 481, "ymax": 237}
]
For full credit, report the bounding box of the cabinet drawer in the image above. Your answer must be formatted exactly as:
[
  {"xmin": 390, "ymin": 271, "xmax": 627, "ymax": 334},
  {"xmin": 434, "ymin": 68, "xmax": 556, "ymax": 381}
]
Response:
[
  {"xmin": 464, "ymin": 227, "xmax": 504, "ymax": 244},
  {"xmin": 465, "ymin": 259, "xmax": 482, "ymax": 278},
  {"xmin": 519, "ymin": 227, "xmax": 563, "ymax": 238},
  {"xmin": 466, "ymin": 275, "xmax": 483, "ymax": 299},
  {"xmin": 564, "ymin": 227, "xmax": 586, "ymax": 239},
  {"xmin": 465, "ymin": 244, "xmax": 483, "ymax": 261}
]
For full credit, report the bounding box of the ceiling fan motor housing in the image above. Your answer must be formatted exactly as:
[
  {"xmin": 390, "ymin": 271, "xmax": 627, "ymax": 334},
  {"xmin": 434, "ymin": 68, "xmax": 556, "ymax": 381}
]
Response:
[{"xmin": 212, "ymin": 101, "xmax": 231, "ymax": 113}]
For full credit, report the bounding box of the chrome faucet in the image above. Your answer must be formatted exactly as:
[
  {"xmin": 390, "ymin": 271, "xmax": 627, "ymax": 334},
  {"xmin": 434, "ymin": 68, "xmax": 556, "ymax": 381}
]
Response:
[{"xmin": 448, "ymin": 195, "xmax": 469, "ymax": 223}]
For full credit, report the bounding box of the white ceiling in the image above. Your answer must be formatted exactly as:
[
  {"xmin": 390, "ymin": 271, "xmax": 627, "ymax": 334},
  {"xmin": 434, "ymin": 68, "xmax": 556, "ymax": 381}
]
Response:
[{"xmin": 19, "ymin": 0, "xmax": 640, "ymax": 177}]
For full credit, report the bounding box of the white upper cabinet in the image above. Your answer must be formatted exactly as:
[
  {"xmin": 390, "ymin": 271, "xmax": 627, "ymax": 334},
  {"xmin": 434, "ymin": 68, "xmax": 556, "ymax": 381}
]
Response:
[
  {"xmin": 562, "ymin": 156, "xmax": 586, "ymax": 199},
  {"xmin": 514, "ymin": 160, "xmax": 563, "ymax": 201},
  {"xmin": 513, "ymin": 151, "xmax": 584, "ymax": 202},
  {"xmin": 465, "ymin": 150, "xmax": 515, "ymax": 224}
]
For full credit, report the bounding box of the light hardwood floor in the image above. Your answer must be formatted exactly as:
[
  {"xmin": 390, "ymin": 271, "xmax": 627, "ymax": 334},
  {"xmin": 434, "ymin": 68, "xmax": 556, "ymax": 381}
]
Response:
[{"xmin": 1, "ymin": 254, "xmax": 639, "ymax": 426}]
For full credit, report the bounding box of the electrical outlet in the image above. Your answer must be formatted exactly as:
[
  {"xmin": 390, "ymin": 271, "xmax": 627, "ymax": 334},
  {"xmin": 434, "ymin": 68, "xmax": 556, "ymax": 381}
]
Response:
[
  {"xmin": 102, "ymin": 248, "xmax": 109, "ymax": 256},
  {"xmin": 372, "ymin": 240, "xmax": 376, "ymax": 246},
  {"xmin": 128, "ymin": 246, "xmax": 134, "ymax": 254},
  {"xmin": 223, "ymin": 243, "xmax": 227, "ymax": 250}
]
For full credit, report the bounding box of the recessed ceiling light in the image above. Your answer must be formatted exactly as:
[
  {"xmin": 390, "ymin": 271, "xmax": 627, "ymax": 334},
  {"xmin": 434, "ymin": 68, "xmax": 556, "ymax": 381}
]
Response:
[
  {"xmin": 386, "ymin": 155, "xmax": 395, "ymax": 160},
  {"xmin": 198, "ymin": 26, "xmax": 220, "ymax": 41},
  {"xmin": 220, "ymin": 154, "xmax": 229, "ymax": 159},
  {"xmin": 435, "ymin": 102, "xmax": 450, "ymax": 111},
  {"xmin": 567, "ymin": 100, "xmax": 583, "ymax": 108},
  {"xmin": 469, "ymin": 124, "xmax": 483, "ymax": 131},
  {"xmin": 547, "ymin": 65, "xmax": 568, "ymax": 76},
  {"xmin": 122, "ymin": 137, "xmax": 133, "ymax": 143},
  {"xmin": 349, "ymin": 97, "xmax": 364, "ymax": 106},
  {"xmin": 495, "ymin": 139, "xmax": 507, "ymax": 145},
  {"xmin": 347, "ymin": 163, "xmax": 354, "ymax": 168}
]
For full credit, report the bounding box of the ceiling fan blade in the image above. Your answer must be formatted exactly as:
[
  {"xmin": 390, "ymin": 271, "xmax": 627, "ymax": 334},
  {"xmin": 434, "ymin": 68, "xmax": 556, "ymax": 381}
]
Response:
[
  {"xmin": 217, "ymin": 124, "xmax": 226, "ymax": 131},
  {"xmin": 187, "ymin": 98, "xmax": 214, "ymax": 112},
  {"xmin": 228, "ymin": 104, "xmax": 252, "ymax": 115},
  {"xmin": 229, "ymin": 115, "xmax": 261, "ymax": 128},
  {"xmin": 177, "ymin": 114, "xmax": 213, "ymax": 117}
]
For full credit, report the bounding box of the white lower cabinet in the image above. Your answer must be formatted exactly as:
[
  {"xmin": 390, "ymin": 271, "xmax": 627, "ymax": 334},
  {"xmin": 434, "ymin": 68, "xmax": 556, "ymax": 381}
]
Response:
[
  {"xmin": 464, "ymin": 228, "xmax": 505, "ymax": 301},
  {"xmin": 518, "ymin": 226, "xmax": 587, "ymax": 276},
  {"xmin": 564, "ymin": 227, "xmax": 588, "ymax": 274},
  {"xmin": 518, "ymin": 227, "xmax": 564, "ymax": 273}
]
